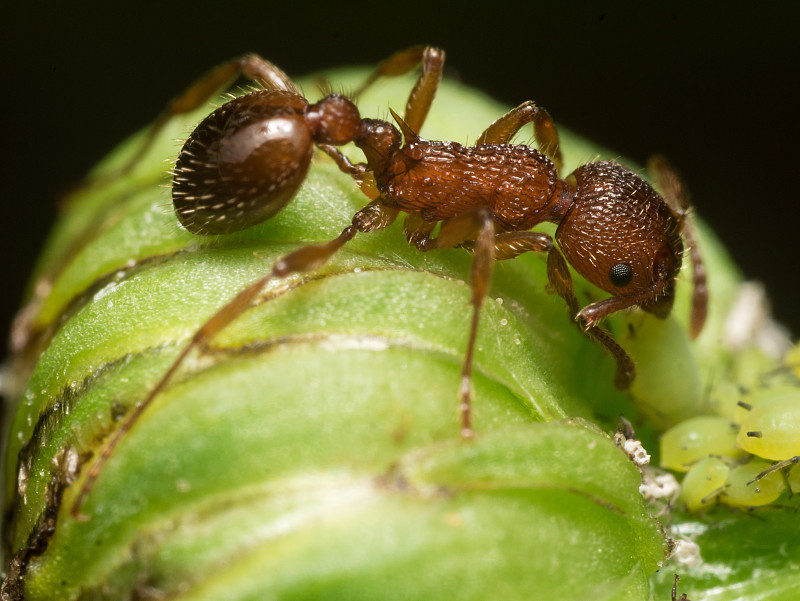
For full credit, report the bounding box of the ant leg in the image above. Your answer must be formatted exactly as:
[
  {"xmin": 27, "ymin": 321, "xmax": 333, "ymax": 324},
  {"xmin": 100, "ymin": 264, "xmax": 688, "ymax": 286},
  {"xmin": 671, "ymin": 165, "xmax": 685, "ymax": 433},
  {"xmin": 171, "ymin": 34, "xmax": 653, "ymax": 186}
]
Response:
[
  {"xmin": 70, "ymin": 200, "xmax": 399, "ymax": 519},
  {"xmin": 401, "ymin": 47, "xmax": 445, "ymax": 135},
  {"xmin": 17, "ymin": 55, "xmax": 301, "ymax": 357},
  {"xmin": 476, "ymin": 101, "xmax": 536, "ymax": 144},
  {"xmin": 316, "ymin": 144, "xmax": 381, "ymax": 201},
  {"xmin": 546, "ymin": 247, "xmax": 636, "ymax": 388},
  {"xmin": 166, "ymin": 53, "xmax": 300, "ymax": 112},
  {"xmin": 648, "ymin": 156, "xmax": 708, "ymax": 338},
  {"xmin": 476, "ymin": 102, "xmax": 563, "ymax": 174},
  {"xmin": 68, "ymin": 54, "xmax": 300, "ymax": 203},
  {"xmin": 576, "ymin": 269, "xmax": 674, "ymax": 331},
  {"xmin": 147, "ymin": 53, "xmax": 300, "ymax": 151},
  {"xmin": 18, "ymin": 55, "xmax": 295, "ymax": 354},
  {"xmin": 317, "ymin": 145, "xmax": 366, "ymax": 178},
  {"xmin": 17, "ymin": 56, "xmax": 304, "ymax": 355},
  {"xmin": 354, "ymin": 46, "xmax": 445, "ymax": 135},
  {"xmin": 403, "ymin": 213, "xmax": 436, "ymax": 248},
  {"xmin": 128, "ymin": 54, "xmax": 299, "ymax": 161},
  {"xmin": 472, "ymin": 230, "xmax": 634, "ymax": 388},
  {"xmin": 491, "ymin": 231, "xmax": 553, "ymax": 258},
  {"xmin": 406, "ymin": 209, "xmax": 496, "ymax": 437},
  {"xmin": 140, "ymin": 53, "xmax": 301, "ymax": 144}
]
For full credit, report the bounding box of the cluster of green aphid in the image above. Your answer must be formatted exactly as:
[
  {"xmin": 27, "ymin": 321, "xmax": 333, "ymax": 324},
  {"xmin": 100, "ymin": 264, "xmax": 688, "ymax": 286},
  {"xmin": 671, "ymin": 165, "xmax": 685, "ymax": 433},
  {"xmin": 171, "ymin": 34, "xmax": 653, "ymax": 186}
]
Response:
[{"xmin": 659, "ymin": 344, "xmax": 800, "ymax": 511}]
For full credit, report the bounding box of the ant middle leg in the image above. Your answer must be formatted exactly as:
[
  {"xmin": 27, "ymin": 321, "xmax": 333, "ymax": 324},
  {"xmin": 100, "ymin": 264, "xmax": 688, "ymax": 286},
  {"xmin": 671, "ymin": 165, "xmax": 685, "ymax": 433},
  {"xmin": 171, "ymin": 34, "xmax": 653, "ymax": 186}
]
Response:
[
  {"xmin": 404, "ymin": 208, "xmax": 497, "ymax": 437},
  {"xmin": 409, "ymin": 220, "xmax": 632, "ymax": 430},
  {"xmin": 476, "ymin": 102, "xmax": 563, "ymax": 174},
  {"xmin": 68, "ymin": 54, "xmax": 300, "ymax": 203}
]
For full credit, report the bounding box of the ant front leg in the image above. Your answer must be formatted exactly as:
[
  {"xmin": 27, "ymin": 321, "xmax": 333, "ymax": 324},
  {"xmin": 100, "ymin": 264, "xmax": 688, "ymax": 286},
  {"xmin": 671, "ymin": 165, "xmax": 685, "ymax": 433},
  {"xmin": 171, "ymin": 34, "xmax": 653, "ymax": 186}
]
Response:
[
  {"xmin": 476, "ymin": 102, "xmax": 563, "ymax": 174},
  {"xmin": 546, "ymin": 248, "xmax": 636, "ymax": 389},
  {"xmin": 354, "ymin": 45, "xmax": 445, "ymax": 135},
  {"xmin": 70, "ymin": 199, "xmax": 399, "ymax": 519},
  {"xmin": 648, "ymin": 156, "xmax": 708, "ymax": 338},
  {"xmin": 483, "ymin": 230, "xmax": 634, "ymax": 388}
]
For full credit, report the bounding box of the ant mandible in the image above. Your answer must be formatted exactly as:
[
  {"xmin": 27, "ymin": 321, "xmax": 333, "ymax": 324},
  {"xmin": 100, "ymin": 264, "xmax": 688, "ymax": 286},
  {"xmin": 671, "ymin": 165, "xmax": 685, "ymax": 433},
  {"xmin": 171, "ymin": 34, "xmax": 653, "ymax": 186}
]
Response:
[{"xmin": 71, "ymin": 45, "xmax": 707, "ymax": 518}]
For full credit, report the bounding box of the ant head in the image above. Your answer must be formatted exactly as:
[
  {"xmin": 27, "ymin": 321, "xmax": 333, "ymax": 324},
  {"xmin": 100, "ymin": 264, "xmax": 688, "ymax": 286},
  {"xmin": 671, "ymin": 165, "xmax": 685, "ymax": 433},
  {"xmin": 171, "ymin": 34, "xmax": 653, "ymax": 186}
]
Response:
[
  {"xmin": 556, "ymin": 161, "xmax": 684, "ymax": 304},
  {"xmin": 306, "ymin": 94, "xmax": 361, "ymax": 145}
]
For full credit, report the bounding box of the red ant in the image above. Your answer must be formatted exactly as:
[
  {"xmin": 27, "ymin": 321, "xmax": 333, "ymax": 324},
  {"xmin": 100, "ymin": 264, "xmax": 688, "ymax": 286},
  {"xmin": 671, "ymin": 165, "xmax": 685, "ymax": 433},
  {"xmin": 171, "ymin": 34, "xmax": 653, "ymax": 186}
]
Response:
[{"xmin": 70, "ymin": 46, "xmax": 707, "ymax": 518}]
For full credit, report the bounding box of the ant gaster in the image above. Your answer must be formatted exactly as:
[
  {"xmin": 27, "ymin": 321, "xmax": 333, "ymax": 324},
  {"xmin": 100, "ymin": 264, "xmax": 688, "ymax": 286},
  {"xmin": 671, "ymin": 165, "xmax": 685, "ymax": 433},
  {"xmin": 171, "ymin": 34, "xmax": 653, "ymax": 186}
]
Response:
[{"xmin": 71, "ymin": 46, "xmax": 707, "ymax": 518}]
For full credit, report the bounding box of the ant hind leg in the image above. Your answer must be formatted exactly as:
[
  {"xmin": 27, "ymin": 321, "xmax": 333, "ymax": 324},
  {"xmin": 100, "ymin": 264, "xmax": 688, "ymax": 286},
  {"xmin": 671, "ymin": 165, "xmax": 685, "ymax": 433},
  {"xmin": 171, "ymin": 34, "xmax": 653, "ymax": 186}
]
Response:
[
  {"xmin": 70, "ymin": 199, "xmax": 399, "ymax": 519},
  {"xmin": 69, "ymin": 54, "xmax": 300, "ymax": 204},
  {"xmin": 17, "ymin": 55, "xmax": 305, "ymax": 358}
]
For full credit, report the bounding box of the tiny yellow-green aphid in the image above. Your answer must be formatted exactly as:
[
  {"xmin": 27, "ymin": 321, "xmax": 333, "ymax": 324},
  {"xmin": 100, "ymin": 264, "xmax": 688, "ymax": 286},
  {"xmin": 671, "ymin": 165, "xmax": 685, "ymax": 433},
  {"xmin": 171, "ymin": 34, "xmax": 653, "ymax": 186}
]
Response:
[
  {"xmin": 678, "ymin": 456, "xmax": 730, "ymax": 511},
  {"xmin": 708, "ymin": 378, "xmax": 743, "ymax": 421},
  {"xmin": 660, "ymin": 416, "xmax": 745, "ymax": 472},
  {"xmin": 736, "ymin": 389, "xmax": 800, "ymax": 461},
  {"xmin": 722, "ymin": 460, "xmax": 786, "ymax": 507}
]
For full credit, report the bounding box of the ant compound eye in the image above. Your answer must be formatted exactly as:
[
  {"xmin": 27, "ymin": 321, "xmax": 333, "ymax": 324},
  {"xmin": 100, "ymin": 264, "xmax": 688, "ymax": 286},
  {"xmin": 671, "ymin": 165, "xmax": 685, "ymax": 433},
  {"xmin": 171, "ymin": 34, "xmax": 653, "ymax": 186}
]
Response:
[{"xmin": 609, "ymin": 263, "xmax": 633, "ymax": 287}]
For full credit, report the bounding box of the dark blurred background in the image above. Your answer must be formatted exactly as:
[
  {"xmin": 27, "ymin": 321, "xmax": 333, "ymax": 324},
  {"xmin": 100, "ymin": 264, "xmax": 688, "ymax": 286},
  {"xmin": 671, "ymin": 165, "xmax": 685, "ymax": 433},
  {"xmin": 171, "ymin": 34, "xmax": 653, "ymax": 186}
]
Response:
[{"xmin": 2, "ymin": 2, "xmax": 799, "ymax": 364}]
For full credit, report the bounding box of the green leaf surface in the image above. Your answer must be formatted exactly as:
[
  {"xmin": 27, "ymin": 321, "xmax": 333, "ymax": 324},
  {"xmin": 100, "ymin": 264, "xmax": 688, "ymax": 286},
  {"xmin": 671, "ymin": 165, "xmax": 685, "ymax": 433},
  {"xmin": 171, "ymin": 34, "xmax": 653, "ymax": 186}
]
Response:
[
  {"xmin": 2, "ymin": 62, "xmax": 796, "ymax": 601},
  {"xmin": 651, "ymin": 508, "xmax": 800, "ymax": 601}
]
